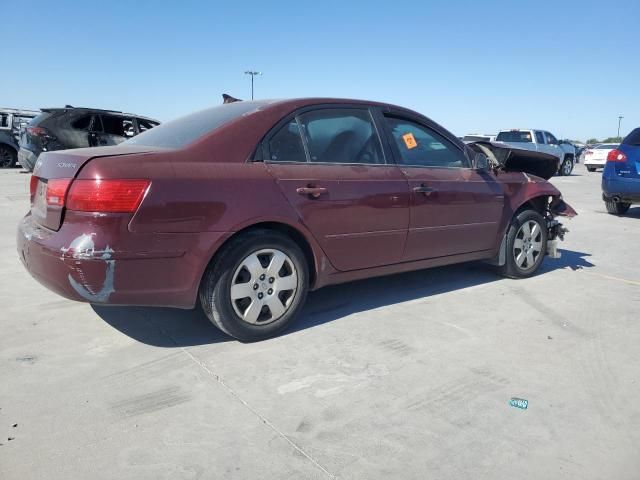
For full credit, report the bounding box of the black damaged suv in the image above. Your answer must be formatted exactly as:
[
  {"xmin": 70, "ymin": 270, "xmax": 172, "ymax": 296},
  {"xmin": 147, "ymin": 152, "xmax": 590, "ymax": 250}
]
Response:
[{"xmin": 18, "ymin": 106, "xmax": 159, "ymax": 171}]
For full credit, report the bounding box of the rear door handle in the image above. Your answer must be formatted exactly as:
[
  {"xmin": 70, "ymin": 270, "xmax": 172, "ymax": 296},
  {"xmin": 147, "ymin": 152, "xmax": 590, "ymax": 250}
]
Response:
[
  {"xmin": 296, "ymin": 186, "xmax": 328, "ymax": 198},
  {"xmin": 412, "ymin": 184, "xmax": 435, "ymax": 196}
]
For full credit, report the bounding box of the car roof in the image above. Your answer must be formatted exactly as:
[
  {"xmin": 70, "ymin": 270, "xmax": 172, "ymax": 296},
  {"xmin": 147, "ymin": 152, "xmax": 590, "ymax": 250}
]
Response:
[
  {"xmin": 212, "ymin": 98, "xmax": 433, "ymax": 127},
  {"xmin": 0, "ymin": 108, "xmax": 40, "ymax": 116}
]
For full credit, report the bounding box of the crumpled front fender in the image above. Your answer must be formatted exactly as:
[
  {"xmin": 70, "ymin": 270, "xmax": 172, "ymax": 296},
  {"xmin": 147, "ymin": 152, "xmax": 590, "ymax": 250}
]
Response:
[{"xmin": 549, "ymin": 197, "xmax": 577, "ymax": 217}]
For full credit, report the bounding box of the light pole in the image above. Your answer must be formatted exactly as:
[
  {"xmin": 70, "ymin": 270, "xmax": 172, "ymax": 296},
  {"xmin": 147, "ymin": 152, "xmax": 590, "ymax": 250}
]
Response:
[
  {"xmin": 617, "ymin": 116, "xmax": 624, "ymax": 139},
  {"xmin": 244, "ymin": 70, "xmax": 262, "ymax": 100}
]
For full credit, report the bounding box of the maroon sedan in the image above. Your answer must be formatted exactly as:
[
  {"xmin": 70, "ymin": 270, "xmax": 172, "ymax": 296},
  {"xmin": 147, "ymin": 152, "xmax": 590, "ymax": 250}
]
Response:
[{"xmin": 17, "ymin": 98, "xmax": 576, "ymax": 341}]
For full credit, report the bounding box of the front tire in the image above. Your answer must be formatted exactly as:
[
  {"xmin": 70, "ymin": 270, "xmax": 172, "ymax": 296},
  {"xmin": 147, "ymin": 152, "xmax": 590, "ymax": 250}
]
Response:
[
  {"xmin": 0, "ymin": 145, "xmax": 16, "ymax": 168},
  {"xmin": 604, "ymin": 199, "xmax": 630, "ymax": 215},
  {"xmin": 199, "ymin": 230, "xmax": 309, "ymax": 342},
  {"xmin": 498, "ymin": 210, "xmax": 548, "ymax": 279}
]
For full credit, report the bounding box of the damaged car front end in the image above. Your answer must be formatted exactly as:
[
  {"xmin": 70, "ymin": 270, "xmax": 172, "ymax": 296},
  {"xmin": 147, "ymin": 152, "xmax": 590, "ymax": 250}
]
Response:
[{"xmin": 468, "ymin": 141, "xmax": 577, "ymax": 267}]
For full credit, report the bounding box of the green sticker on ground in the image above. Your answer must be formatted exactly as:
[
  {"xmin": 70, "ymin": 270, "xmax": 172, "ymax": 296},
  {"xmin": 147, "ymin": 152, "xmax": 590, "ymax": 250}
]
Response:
[{"xmin": 509, "ymin": 398, "xmax": 528, "ymax": 410}]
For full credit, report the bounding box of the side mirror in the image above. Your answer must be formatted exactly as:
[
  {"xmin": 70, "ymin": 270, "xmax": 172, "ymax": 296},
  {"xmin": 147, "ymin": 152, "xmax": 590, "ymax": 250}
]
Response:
[{"xmin": 474, "ymin": 152, "xmax": 489, "ymax": 171}]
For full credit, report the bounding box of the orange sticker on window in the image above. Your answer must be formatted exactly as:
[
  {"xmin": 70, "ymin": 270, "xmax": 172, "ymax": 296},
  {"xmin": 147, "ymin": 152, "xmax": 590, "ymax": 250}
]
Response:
[{"xmin": 402, "ymin": 132, "xmax": 417, "ymax": 149}]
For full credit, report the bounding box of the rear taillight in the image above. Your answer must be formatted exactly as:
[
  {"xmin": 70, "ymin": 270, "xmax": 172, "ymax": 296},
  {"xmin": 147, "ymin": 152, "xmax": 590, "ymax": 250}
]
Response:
[
  {"xmin": 607, "ymin": 149, "xmax": 627, "ymax": 162},
  {"xmin": 46, "ymin": 179, "xmax": 72, "ymax": 207},
  {"xmin": 67, "ymin": 179, "xmax": 150, "ymax": 213},
  {"xmin": 27, "ymin": 126, "xmax": 53, "ymax": 138},
  {"xmin": 29, "ymin": 175, "xmax": 38, "ymax": 201},
  {"xmin": 29, "ymin": 176, "xmax": 72, "ymax": 206}
]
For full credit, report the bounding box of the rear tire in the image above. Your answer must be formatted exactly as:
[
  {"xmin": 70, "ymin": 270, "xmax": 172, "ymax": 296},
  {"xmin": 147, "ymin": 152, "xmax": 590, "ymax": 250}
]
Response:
[
  {"xmin": 199, "ymin": 230, "xmax": 309, "ymax": 342},
  {"xmin": 587, "ymin": 167, "xmax": 596, "ymax": 172},
  {"xmin": 604, "ymin": 199, "xmax": 631, "ymax": 215},
  {"xmin": 0, "ymin": 145, "xmax": 16, "ymax": 168},
  {"xmin": 498, "ymin": 210, "xmax": 548, "ymax": 279}
]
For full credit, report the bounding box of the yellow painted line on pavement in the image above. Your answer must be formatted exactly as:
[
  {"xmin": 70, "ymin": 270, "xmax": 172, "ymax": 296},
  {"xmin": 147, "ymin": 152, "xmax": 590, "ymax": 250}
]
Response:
[{"xmin": 580, "ymin": 270, "xmax": 640, "ymax": 287}]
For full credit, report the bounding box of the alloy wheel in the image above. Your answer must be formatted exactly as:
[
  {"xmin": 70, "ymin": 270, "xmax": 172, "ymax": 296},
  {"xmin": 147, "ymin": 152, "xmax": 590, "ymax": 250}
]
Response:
[
  {"xmin": 230, "ymin": 248, "xmax": 298, "ymax": 325},
  {"xmin": 562, "ymin": 160, "xmax": 572, "ymax": 175},
  {"xmin": 513, "ymin": 220, "xmax": 543, "ymax": 270}
]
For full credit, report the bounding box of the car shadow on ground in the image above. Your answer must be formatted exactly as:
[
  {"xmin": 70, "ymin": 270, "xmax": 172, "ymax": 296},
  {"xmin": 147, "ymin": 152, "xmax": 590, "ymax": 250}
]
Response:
[
  {"xmin": 94, "ymin": 249, "xmax": 594, "ymax": 347},
  {"xmin": 622, "ymin": 206, "xmax": 640, "ymax": 218}
]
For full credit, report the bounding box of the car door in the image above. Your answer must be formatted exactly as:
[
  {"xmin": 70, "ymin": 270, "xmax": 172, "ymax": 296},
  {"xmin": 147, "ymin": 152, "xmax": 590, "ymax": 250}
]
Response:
[
  {"xmin": 543, "ymin": 131, "xmax": 562, "ymax": 159},
  {"xmin": 264, "ymin": 106, "xmax": 410, "ymax": 272},
  {"xmin": 534, "ymin": 131, "xmax": 547, "ymax": 154},
  {"xmin": 380, "ymin": 112, "xmax": 504, "ymax": 262}
]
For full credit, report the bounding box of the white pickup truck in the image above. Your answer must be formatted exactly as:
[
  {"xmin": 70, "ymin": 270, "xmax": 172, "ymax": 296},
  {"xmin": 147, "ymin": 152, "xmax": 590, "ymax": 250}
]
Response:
[{"xmin": 495, "ymin": 129, "xmax": 576, "ymax": 176}]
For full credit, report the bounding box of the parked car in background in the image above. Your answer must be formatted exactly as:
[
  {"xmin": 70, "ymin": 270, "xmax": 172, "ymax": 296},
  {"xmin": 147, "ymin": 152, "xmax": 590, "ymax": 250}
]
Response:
[
  {"xmin": 18, "ymin": 107, "xmax": 159, "ymax": 171},
  {"xmin": 583, "ymin": 143, "xmax": 619, "ymax": 172},
  {"xmin": 602, "ymin": 129, "xmax": 640, "ymax": 214},
  {"xmin": 463, "ymin": 133, "xmax": 496, "ymax": 143},
  {"xmin": 0, "ymin": 108, "xmax": 40, "ymax": 168},
  {"xmin": 495, "ymin": 129, "xmax": 576, "ymax": 175},
  {"xmin": 18, "ymin": 98, "xmax": 576, "ymax": 341}
]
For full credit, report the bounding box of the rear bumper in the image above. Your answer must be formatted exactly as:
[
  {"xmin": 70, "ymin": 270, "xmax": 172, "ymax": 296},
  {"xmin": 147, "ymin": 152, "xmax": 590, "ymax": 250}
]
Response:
[
  {"xmin": 584, "ymin": 161, "xmax": 605, "ymax": 168},
  {"xmin": 602, "ymin": 174, "xmax": 640, "ymax": 203},
  {"xmin": 18, "ymin": 148, "xmax": 38, "ymax": 171},
  {"xmin": 17, "ymin": 213, "xmax": 231, "ymax": 308}
]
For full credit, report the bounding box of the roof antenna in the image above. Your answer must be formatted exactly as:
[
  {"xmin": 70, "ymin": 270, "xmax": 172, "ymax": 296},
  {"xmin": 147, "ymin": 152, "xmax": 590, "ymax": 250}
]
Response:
[{"xmin": 222, "ymin": 94, "xmax": 241, "ymax": 104}]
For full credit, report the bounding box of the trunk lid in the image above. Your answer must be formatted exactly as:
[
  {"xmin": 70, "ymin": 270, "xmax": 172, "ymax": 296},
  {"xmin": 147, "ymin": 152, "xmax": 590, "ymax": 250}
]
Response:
[
  {"xmin": 31, "ymin": 145, "xmax": 155, "ymax": 230},
  {"xmin": 617, "ymin": 144, "xmax": 640, "ymax": 178},
  {"xmin": 468, "ymin": 141, "xmax": 559, "ymax": 179}
]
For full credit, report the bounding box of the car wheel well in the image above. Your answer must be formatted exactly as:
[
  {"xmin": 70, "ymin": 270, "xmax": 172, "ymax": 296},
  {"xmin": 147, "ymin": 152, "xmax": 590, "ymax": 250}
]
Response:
[
  {"xmin": 205, "ymin": 222, "xmax": 317, "ymax": 289},
  {"xmin": 515, "ymin": 196, "xmax": 549, "ymax": 216},
  {"xmin": 0, "ymin": 142, "xmax": 17, "ymax": 153}
]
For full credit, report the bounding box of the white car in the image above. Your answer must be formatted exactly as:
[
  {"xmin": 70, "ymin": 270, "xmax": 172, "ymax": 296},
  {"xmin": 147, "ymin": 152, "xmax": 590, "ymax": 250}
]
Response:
[{"xmin": 583, "ymin": 143, "xmax": 618, "ymax": 172}]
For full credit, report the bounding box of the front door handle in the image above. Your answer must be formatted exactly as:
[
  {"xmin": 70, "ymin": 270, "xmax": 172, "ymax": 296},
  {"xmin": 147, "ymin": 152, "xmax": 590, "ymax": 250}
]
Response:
[
  {"xmin": 296, "ymin": 186, "xmax": 328, "ymax": 198},
  {"xmin": 412, "ymin": 184, "xmax": 435, "ymax": 196}
]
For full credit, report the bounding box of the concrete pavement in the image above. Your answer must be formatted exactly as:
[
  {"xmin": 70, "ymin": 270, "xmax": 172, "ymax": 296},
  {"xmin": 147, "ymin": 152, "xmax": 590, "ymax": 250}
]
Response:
[{"xmin": 1, "ymin": 164, "xmax": 639, "ymax": 479}]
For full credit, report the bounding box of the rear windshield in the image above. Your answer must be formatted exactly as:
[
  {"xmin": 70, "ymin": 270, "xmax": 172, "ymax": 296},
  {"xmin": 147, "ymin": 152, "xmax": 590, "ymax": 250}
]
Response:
[
  {"xmin": 30, "ymin": 112, "xmax": 52, "ymax": 125},
  {"xmin": 463, "ymin": 135, "xmax": 489, "ymax": 142},
  {"xmin": 496, "ymin": 131, "xmax": 533, "ymax": 143},
  {"xmin": 125, "ymin": 101, "xmax": 270, "ymax": 148},
  {"xmin": 623, "ymin": 128, "xmax": 640, "ymax": 146}
]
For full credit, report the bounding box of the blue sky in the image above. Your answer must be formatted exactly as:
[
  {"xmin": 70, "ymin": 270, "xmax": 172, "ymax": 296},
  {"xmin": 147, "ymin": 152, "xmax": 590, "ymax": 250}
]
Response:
[{"xmin": 3, "ymin": 0, "xmax": 638, "ymax": 140}]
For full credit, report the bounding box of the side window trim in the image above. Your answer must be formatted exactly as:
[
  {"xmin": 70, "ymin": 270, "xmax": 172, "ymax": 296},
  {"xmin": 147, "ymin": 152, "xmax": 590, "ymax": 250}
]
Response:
[
  {"xmin": 380, "ymin": 113, "xmax": 472, "ymax": 169},
  {"xmin": 260, "ymin": 104, "xmax": 389, "ymax": 166},
  {"xmin": 90, "ymin": 115, "xmax": 103, "ymax": 132}
]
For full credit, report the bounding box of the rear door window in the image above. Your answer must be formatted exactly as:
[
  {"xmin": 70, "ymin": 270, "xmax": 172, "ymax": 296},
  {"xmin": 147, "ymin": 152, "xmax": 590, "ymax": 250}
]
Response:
[
  {"xmin": 385, "ymin": 117, "xmax": 469, "ymax": 168},
  {"xmin": 535, "ymin": 132, "xmax": 545, "ymax": 143},
  {"xmin": 101, "ymin": 115, "xmax": 131, "ymax": 137},
  {"xmin": 296, "ymin": 108, "xmax": 385, "ymax": 164},
  {"xmin": 72, "ymin": 115, "xmax": 92, "ymax": 131},
  {"xmin": 267, "ymin": 120, "xmax": 306, "ymax": 162},
  {"xmin": 496, "ymin": 131, "xmax": 533, "ymax": 143}
]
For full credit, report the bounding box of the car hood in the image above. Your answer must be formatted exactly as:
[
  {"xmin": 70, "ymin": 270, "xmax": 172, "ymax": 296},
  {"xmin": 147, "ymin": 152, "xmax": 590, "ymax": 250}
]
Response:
[{"xmin": 468, "ymin": 141, "xmax": 559, "ymax": 180}]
